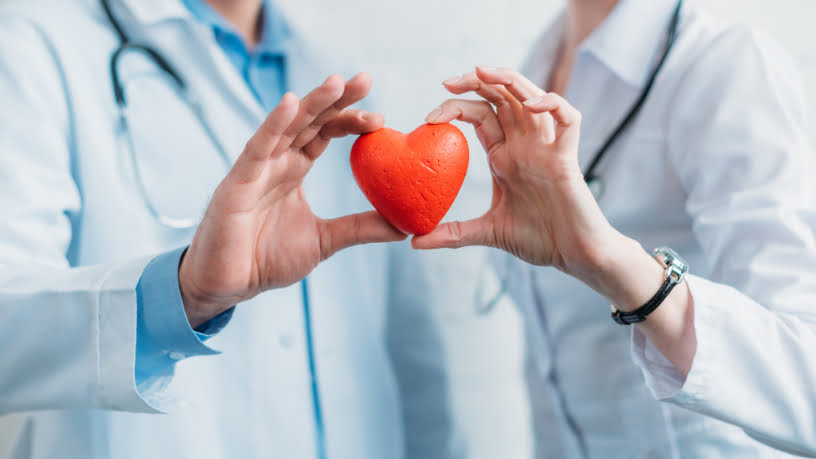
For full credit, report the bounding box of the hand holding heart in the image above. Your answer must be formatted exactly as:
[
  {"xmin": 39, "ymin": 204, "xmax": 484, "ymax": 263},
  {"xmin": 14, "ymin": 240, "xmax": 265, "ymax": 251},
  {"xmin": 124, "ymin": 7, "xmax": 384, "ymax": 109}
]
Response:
[
  {"xmin": 178, "ymin": 69, "xmax": 638, "ymax": 329},
  {"xmin": 412, "ymin": 67, "xmax": 626, "ymax": 280},
  {"xmin": 179, "ymin": 73, "xmax": 406, "ymax": 328}
]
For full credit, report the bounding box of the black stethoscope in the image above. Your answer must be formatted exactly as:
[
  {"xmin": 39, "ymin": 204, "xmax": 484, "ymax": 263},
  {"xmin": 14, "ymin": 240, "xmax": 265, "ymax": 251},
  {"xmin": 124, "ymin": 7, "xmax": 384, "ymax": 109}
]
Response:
[
  {"xmin": 100, "ymin": 0, "xmax": 232, "ymax": 229},
  {"xmin": 99, "ymin": 2, "xmax": 327, "ymax": 458},
  {"xmin": 583, "ymin": 0, "xmax": 683, "ymax": 201}
]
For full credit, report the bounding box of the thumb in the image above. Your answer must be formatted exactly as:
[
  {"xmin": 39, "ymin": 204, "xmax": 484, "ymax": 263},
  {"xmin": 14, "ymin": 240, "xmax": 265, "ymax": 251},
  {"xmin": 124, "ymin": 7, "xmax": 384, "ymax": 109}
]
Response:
[
  {"xmin": 411, "ymin": 217, "xmax": 493, "ymax": 250},
  {"xmin": 318, "ymin": 211, "xmax": 407, "ymax": 260}
]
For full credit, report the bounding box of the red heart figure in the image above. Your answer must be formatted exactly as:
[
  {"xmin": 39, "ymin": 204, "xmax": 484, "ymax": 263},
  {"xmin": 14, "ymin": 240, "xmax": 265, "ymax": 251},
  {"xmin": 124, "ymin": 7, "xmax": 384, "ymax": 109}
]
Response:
[{"xmin": 351, "ymin": 123, "xmax": 469, "ymax": 235}]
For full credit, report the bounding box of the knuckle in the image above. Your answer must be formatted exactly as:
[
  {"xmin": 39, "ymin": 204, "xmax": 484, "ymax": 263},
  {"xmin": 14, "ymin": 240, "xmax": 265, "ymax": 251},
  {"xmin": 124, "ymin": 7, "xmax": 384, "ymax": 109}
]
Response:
[
  {"xmin": 243, "ymin": 137, "xmax": 259, "ymax": 155},
  {"xmin": 317, "ymin": 221, "xmax": 333, "ymax": 261},
  {"xmin": 342, "ymin": 108, "xmax": 363, "ymax": 118},
  {"xmin": 477, "ymin": 100, "xmax": 493, "ymax": 110},
  {"xmin": 316, "ymin": 125, "xmax": 334, "ymax": 141},
  {"xmin": 441, "ymin": 98, "xmax": 459, "ymax": 109},
  {"xmin": 353, "ymin": 214, "xmax": 363, "ymax": 239},
  {"xmin": 449, "ymin": 221, "xmax": 463, "ymax": 242}
]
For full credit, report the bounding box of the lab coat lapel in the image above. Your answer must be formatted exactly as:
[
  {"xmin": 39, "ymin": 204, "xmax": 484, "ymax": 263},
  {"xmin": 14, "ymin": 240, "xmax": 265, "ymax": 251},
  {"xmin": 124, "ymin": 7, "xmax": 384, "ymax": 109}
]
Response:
[
  {"xmin": 115, "ymin": 0, "xmax": 266, "ymax": 138},
  {"xmin": 284, "ymin": 37, "xmax": 331, "ymax": 103},
  {"xmin": 283, "ymin": 36, "xmax": 361, "ymax": 218},
  {"xmin": 578, "ymin": 0, "xmax": 680, "ymax": 88},
  {"xmin": 193, "ymin": 28, "xmax": 268, "ymax": 124}
]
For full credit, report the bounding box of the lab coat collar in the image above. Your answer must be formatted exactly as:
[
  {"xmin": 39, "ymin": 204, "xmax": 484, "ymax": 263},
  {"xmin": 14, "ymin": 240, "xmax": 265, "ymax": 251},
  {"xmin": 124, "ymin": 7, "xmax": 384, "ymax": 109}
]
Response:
[
  {"xmin": 578, "ymin": 0, "xmax": 681, "ymax": 88},
  {"xmin": 109, "ymin": 0, "xmax": 361, "ymax": 125},
  {"xmin": 114, "ymin": 0, "xmax": 291, "ymax": 53},
  {"xmin": 533, "ymin": 0, "xmax": 681, "ymax": 90},
  {"xmin": 114, "ymin": 0, "xmax": 191, "ymax": 27}
]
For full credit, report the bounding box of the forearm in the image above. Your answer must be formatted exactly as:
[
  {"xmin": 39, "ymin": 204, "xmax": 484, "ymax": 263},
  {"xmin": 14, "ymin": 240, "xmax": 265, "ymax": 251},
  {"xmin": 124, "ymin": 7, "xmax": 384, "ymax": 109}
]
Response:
[
  {"xmin": 576, "ymin": 233, "xmax": 697, "ymax": 375},
  {"xmin": 635, "ymin": 276, "xmax": 816, "ymax": 456}
]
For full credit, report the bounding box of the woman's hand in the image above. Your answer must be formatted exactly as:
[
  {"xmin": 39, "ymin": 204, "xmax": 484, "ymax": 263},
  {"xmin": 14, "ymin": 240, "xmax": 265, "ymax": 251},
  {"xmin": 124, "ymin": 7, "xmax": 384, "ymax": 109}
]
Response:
[
  {"xmin": 179, "ymin": 73, "xmax": 406, "ymax": 327},
  {"xmin": 413, "ymin": 66, "xmax": 625, "ymax": 279},
  {"xmin": 415, "ymin": 67, "xmax": 695, "ymax": 375}
]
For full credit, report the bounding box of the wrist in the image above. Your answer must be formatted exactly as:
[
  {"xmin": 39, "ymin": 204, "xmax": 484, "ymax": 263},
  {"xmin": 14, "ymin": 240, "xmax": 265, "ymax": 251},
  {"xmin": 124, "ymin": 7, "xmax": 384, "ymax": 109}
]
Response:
[
  {"xmin": 573, "ymin": 234, "xmax": 666, "ymax": 312},
  {"xmin": 178, "ymin": 251, "xmax": 234, "ymax": 329}
]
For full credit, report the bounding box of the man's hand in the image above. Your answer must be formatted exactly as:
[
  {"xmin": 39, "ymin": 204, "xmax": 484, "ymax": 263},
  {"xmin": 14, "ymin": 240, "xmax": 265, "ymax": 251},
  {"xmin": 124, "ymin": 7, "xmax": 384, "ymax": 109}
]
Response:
[{"xmin": 180, "ymin": 73, "xmax": 406, "ymax": 328}]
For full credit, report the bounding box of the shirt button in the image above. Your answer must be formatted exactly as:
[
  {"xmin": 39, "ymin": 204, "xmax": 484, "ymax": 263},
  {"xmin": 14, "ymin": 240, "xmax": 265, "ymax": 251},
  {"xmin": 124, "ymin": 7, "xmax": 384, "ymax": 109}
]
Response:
[{"xmin": 168, "ymin": 351, "xmax": 186, "ymax": 361}]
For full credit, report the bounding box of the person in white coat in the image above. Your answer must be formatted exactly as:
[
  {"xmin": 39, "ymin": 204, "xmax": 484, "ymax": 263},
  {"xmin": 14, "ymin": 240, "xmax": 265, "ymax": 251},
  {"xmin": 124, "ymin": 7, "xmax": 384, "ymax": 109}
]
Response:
[
  {"xmin": 0, "ymin": 0, "xmax": 474, "ymax": 458},
  {"xmin": 416, "ymin": 0, "xmax": 816, "ymax": 457}
]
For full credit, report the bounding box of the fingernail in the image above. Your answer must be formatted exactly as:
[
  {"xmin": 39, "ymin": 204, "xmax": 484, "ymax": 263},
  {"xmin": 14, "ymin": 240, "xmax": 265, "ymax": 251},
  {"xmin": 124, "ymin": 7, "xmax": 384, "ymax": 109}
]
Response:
[
  {"xmin": 426, "ymin": 107, "xmax": 443, "ymax": 122},
  {"xmin": 477, "ymin": 65, "xmax": 497, "ymax": 72},
  {"xmin": 443, "ymin": 75, "xmax": 461, "ymax": 85}
]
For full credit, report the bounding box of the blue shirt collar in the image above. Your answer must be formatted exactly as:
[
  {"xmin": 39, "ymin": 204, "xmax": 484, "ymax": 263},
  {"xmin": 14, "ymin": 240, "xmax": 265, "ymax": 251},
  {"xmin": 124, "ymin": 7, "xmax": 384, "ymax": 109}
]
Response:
[{"xmin": 180, "ymin": 0, "xmax": 289, "ymax": 56}]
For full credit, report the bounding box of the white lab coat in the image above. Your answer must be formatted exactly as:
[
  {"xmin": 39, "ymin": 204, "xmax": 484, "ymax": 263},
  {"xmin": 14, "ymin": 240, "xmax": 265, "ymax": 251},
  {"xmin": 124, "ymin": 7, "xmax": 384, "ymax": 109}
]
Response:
[
  {"xmin": 511, "ymin": 0, "xmax": 816, "ymax": 457},
  {"xmin": 0, "ymin": 0, "xmax": 467, "ymax": 457}
]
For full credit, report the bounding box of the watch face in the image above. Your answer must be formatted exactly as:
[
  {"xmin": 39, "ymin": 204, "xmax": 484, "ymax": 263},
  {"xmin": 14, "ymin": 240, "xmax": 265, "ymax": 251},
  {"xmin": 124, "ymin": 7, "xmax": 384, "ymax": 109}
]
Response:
[{"xmin": 654, "ymin": 246, "xmax": 689, "ymax": 274}]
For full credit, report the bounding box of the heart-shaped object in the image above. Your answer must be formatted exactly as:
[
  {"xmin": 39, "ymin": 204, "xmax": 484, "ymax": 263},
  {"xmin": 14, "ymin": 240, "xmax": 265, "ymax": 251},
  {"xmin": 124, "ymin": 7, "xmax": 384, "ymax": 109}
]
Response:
[{"xmin": 351, "ymin": 123, "xmax": 469, "ymax": 235}]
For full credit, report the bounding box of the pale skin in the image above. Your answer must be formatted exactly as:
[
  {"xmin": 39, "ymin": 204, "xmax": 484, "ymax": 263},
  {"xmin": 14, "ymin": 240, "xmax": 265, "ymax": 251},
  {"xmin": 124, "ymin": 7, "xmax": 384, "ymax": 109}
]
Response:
[
  {"xmin": 414, "ymin": 0, "xmax": 697, "ymax": 377},
  {"xmin": 178, "ymin": 2, "xmax": 405, "ymax": 328},
  {"xmin": 186, "ymin": 0, "xmax": 695, "ymax": 376},
  {"xmin": 205, "ymin": 0, "xmax": 265, "ymax": 48}
]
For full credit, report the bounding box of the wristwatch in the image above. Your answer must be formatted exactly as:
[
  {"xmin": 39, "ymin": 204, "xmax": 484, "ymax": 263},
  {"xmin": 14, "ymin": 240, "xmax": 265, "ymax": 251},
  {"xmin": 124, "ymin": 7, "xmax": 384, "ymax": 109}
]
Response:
[{"xmin": 610, "ymin": 246, "xmax": 689, "ymax": 325}]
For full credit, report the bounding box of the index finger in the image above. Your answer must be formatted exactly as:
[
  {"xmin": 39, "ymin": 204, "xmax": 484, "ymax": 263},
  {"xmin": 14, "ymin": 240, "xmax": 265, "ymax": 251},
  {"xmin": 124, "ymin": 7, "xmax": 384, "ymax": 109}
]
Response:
[
  {"xmin": 311, "ymin": 72, "xmax": 373, "ymax": 126},
  {"xmin": 475, "ymin": 66, "xmax": 545, "ymax": 103},
  {"xmin": 318, "ymin": 109, "xmax": 384, "ymax": 139},
  {"xmin": 442, "ymin": 72, "xmax": 521, "ymax": 122},
  {"xmin": 289, "ymin": 73, "xmax": 373, "ymax": 150},
  {"xmin": 300, "ymin": 109, "xmax": 384, "ymax": 160},
  {"xmin": 443, "ymin": 72, "xmax": 508, "ymax": 106},
  {"xmin": 232, "ymin": 92, "xmax": 300, "ymax": 182},
  {"xmin": 281, "ymin": 74, "xmax": 346, "ymax": 143}
]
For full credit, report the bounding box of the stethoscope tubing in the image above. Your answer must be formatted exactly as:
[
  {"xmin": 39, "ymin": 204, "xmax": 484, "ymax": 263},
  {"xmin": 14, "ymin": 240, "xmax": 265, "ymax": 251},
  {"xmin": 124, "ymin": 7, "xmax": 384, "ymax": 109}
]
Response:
[
  {"xmin": 583, "ymin": 0, "xmax": 684, "ymax": 199},
  {"xmin": 99, "ymin": 2, "xmax": 327, "ymax": 459},
  {"xmin": 102, "ymin": 0, "xmax": 232, "ymax": 229}
]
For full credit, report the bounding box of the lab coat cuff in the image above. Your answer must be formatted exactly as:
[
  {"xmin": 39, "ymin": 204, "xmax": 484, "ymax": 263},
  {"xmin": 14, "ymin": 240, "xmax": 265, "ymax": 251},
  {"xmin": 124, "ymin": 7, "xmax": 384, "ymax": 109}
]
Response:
[
  {"xmin": 631, "ymin": 274, "xmax": 711, "ymax": 407},
  {"xmin": 135, "ymin": 247, "xmax": 235, "ymax": 409},
  {"xmin": 138, "ymin": 247, "xmax": 225, "ymax": 358},
  {"xmin": 98, "ymin": 256, "xmax": 163, "ymax": 413}
]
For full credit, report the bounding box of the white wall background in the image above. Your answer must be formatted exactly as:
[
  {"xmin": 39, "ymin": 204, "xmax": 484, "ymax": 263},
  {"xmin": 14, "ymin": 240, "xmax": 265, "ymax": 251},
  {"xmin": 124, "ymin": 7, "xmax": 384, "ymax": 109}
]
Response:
[
  {"xmin": 2, "ymin": 0, "xmax": 815, "ymax": 456},
  {"xmin": 278, "ymin": 0, "xmax": 816, "ymax": 146}
]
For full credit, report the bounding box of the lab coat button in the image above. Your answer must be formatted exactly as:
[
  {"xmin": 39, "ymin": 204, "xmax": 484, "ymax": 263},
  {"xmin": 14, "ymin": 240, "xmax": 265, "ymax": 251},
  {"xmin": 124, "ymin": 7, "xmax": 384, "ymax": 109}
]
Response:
[
  {"xmin": 168, "ymin": 351, "xmax": 186, "ymax": 360},
  {"xmin": 279, "ymin": 333, "xmax": 294, "ymax": 349}
]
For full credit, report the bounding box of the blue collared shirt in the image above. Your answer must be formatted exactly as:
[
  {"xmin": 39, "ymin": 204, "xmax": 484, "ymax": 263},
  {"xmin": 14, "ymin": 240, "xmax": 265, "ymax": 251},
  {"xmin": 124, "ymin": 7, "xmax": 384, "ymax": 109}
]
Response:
[
  {"xmin": 181, "ymin": 0, "xmax": 289, "ymax": 111},
  {"xmin": 135, "ymin": 0, "xmax": 289, "ymax": 389}
]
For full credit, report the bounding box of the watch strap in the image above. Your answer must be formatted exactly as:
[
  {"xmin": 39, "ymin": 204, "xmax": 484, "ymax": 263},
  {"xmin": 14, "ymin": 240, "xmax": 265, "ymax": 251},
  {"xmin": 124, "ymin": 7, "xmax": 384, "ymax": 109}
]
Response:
[
  {"xmin": 610, "ymin": 247, "xmax": 688, "ymax": 325},
  {"xmin": 610, "ymin": 275, "xmax": 680, "ymax": 325}
]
